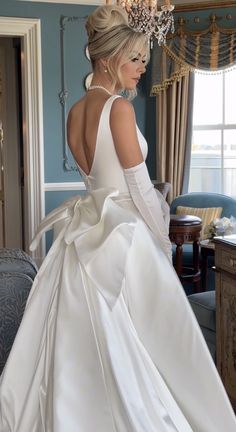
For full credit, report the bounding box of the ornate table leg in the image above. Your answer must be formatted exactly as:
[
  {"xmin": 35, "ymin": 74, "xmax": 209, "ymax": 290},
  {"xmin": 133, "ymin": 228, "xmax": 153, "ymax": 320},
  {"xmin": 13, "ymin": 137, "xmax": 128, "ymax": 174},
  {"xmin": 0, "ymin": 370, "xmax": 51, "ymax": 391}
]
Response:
[
  {"xmin": 193, "ymin": 240, "xmax": 201, "ymax": 292},
  {"xmin": 175, "ymin": 242, "xmax": 183, "ymax": 277}
]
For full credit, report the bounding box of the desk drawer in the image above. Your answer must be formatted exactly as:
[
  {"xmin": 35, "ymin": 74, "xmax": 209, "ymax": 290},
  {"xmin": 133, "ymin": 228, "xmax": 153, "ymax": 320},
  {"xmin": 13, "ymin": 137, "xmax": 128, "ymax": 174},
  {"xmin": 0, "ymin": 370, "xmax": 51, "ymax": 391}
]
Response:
[{"xmin": 214, "ymin": 238, "xmax": 236, "ymax": 410}]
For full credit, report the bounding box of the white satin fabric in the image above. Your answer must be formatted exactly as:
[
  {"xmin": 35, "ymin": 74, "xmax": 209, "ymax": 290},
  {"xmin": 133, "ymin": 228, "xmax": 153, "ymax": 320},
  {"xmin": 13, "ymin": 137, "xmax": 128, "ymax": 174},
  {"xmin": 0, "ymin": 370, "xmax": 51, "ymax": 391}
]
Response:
[
  {"xmin": 124, "ymin": 162, "xmax": 172, "ymax": 262},
  {"xmin": 0, "ymin": 96, "xmax": 236, "ymax": 432}
]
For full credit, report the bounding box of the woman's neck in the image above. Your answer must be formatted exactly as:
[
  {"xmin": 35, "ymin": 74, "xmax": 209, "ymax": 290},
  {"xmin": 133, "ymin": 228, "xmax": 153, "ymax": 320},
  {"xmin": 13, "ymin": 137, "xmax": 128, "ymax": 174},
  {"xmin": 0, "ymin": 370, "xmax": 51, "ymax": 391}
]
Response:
[
  {"xmin": 88, "ymin": 85, "xmax": 114, "ymax": 97},
  {"xmin": 90, "ymin": 72, "xmax": 120, "ymax": 95}
]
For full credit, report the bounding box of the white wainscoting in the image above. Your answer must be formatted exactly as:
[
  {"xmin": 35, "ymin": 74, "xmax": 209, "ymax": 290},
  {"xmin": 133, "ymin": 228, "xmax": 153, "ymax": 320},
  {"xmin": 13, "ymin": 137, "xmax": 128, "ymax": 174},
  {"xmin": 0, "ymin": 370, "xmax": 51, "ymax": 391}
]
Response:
[{"xmin": 44, "ymin": 182, "xmax": 86, "ymax": 191}]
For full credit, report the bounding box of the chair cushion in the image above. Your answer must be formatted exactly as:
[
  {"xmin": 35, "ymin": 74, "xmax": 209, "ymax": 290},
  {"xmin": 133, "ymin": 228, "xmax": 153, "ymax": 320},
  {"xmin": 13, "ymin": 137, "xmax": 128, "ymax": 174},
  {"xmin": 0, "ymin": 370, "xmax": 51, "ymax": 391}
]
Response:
[
  {"xmin": 176, "ymin": 206, "xmax": 222, "ymax": 240},
  {"xmin": 188, "ymin": 291, "xmax": 216, "ymax": 332},
  {"xmin": 0, "ymin": 271, "xmax": 33, "ymax": 374}
]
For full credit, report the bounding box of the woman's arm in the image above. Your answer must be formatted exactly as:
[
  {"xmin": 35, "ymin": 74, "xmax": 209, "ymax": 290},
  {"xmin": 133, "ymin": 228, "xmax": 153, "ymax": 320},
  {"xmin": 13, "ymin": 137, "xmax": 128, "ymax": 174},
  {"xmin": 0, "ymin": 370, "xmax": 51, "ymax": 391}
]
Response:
[
  {"xmin": 110, "ymin": 98, "xmax": 172, "ymax": 262},
  {"xmin": 110, "ymin": 97, "xmax": 144, "ymax": 168}
]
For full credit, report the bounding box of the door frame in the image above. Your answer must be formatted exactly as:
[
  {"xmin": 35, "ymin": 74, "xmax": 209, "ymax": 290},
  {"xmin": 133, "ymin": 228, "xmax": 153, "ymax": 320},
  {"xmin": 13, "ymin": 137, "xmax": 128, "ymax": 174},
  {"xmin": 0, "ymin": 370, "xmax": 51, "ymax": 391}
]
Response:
[{"xmin": 0, "ymin": 17, "xmax": 45, "ymax": 262}]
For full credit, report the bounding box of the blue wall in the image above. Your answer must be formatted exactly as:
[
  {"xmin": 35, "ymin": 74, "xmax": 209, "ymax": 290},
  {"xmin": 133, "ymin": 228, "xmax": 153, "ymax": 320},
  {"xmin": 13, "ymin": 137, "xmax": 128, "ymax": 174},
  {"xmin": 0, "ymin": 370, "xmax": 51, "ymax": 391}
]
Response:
[
  {"xmin": 0, "ymin": 0, "xmax": 152, "ymax": 180},
  {"xmin": 0, "ymin": 0, "xmax": 159, "ymax": 249},
  {"xmin": 0, "ymin": 0, "xmax": 157, "ymax": 245},
  {"xmin": 1, "ymin": 1, "xmax": 235, "ymax": 228}
]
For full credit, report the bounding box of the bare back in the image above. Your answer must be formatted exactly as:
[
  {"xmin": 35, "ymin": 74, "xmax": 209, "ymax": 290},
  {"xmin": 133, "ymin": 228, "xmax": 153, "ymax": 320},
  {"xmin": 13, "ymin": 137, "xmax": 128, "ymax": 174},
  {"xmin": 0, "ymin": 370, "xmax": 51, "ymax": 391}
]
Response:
[
  {"xmin": 67, "ymin": 92, "xmax": 111, "ymax": 176},
  {"xmin": 67, "ymin": 92, "xmax": 144, "ymax": 177}
]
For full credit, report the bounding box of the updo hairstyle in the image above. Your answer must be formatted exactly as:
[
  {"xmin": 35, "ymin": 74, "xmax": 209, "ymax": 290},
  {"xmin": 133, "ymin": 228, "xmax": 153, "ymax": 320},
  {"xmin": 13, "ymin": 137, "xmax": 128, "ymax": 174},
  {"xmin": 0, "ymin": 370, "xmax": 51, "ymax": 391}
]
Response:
[
  {"xmin": 86, "ymin": 5, "xmax": 128, "ymax": 40},
  {"xmin": 86, "ymin": 5, "xmax": 149, "ymax": 90}
]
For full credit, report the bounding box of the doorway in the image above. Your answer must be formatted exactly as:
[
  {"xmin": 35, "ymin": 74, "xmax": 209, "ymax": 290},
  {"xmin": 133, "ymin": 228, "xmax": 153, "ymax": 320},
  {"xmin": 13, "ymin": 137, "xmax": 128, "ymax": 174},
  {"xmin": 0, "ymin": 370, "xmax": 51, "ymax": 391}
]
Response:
[
  {"xmin": 0, "ymin": 17, "xmax": 45, "ymax": 264},
  {"xmin": 0, "ymin": 37, "xmax": 24, "ymax": 249}
]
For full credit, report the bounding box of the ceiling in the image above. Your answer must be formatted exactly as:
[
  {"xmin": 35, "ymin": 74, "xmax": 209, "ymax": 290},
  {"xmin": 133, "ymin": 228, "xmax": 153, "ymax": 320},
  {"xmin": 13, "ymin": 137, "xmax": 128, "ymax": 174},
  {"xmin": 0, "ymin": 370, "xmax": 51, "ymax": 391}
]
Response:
[
  {"xmin": 18, "ymin": 0, "xmax": 232, "ymax": 6},
  {"xmin": 20, "ymin": 0, "xmax": 236, "ymax": 8}
]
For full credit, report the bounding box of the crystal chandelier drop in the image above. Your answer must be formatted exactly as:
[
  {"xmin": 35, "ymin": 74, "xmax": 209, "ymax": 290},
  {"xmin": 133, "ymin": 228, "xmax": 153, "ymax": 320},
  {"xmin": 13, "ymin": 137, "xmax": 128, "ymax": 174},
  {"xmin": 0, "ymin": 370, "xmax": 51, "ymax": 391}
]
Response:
[{"xmin": 117, "ymin": 0, "xmax": 175, "ymax": 46}]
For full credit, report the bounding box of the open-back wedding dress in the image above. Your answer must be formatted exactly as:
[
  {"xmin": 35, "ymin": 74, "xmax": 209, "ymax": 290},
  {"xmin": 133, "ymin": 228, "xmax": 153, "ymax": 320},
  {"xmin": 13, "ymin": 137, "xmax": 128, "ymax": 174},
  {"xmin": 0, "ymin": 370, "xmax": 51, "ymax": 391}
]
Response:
[{"xmin": 0, "ymin": 95, "xmax": 236, "ymax": 432}]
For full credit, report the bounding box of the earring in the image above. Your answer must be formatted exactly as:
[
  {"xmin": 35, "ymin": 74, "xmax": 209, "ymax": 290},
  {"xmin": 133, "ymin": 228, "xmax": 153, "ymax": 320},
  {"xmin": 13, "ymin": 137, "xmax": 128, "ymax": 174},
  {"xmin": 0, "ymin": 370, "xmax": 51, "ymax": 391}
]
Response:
[{"xmin": 104, "ymin": 66, "xmax": 108, "ymax": 73}]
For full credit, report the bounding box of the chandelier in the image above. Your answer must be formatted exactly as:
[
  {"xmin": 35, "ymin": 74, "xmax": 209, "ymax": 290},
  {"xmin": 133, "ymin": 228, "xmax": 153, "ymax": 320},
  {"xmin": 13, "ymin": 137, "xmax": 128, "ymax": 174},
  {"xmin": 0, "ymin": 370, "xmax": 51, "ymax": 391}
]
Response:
[{"xmin": 115, "ymin": 0, "xmax": 175, "ymax": 46}]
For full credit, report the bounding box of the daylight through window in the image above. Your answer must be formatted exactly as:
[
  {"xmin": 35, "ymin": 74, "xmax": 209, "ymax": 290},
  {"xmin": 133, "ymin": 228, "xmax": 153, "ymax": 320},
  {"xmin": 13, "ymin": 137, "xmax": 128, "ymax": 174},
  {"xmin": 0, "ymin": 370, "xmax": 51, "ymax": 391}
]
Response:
[{"xmin": 188, "ymin": 68, "xmax": 236, "ymax": 198}]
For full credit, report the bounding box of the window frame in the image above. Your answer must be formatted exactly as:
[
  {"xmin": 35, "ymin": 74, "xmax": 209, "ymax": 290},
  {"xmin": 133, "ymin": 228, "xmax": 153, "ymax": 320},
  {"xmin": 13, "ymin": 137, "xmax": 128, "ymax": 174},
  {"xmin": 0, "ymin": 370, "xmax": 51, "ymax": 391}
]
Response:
[{"xmin": 189, "ymin": 69, "xmax": 236, "ymax": 196}]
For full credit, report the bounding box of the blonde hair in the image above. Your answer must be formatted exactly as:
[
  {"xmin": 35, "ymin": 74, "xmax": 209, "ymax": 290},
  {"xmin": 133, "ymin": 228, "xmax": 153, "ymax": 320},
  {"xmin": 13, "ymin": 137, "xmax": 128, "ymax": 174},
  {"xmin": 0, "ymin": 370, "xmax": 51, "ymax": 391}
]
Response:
[
  {"xmin": 86, "ymin": 5, "xmax": 128, "ymax": 39},
  {"xmin": 86, "ymin": 5, "xmax": 149, "ymax": 93}
]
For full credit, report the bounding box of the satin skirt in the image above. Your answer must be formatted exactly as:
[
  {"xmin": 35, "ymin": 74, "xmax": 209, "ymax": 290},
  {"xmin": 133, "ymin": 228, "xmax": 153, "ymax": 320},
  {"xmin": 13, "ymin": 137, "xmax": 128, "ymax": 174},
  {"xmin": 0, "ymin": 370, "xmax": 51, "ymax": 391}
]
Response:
[{"xmin": 0, "ymin": 188, "xmax": 235, "ymax": 432}]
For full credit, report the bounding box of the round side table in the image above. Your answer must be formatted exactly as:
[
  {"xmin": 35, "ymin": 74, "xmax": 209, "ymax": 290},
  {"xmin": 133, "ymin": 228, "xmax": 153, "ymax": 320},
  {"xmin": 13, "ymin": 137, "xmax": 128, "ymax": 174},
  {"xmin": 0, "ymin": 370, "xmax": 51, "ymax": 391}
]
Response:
[{"xmin": 169, "ymin": 214, "xmax": 202, "ymax": 292}]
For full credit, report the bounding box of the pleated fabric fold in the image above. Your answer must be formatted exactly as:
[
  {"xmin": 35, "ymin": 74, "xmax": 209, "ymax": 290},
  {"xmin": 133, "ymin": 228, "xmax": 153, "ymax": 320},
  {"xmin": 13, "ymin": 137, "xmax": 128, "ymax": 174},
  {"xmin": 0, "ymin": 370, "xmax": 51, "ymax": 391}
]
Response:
[{"xmin": 0, "ymin": 188, "xmax": 236, "ymax": 432}]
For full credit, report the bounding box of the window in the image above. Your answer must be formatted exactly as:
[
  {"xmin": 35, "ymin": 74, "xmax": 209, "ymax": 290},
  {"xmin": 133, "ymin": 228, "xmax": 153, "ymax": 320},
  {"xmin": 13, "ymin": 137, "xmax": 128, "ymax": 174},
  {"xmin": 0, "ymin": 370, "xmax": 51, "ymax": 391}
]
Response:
[{"xmin": 188, "ymin": 68, "xmax": 236, "ymax": 197}]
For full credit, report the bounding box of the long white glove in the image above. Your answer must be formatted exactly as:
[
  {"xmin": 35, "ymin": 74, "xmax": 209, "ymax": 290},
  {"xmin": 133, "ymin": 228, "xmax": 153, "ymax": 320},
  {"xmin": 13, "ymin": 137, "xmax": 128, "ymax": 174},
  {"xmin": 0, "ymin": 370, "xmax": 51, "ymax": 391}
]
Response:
[{"xmin": 124, "ymin": 161, "xmax": 172, "ymax": 263}]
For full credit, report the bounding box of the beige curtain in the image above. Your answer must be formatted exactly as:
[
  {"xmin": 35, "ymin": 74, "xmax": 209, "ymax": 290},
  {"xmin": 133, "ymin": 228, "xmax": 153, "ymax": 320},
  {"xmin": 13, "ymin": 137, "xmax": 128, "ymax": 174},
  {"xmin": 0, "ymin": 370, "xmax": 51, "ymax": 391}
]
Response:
[
  {"xmin": 151, "ymin": 15, "xmax": 236, "ymax": 96},
  {"xmin": 156, "ymin": 73, "xmax": 192, "ymax": 203},
  {"xmin": 152, "ymin": 14, "xmax": 236, "ymax": 203}
]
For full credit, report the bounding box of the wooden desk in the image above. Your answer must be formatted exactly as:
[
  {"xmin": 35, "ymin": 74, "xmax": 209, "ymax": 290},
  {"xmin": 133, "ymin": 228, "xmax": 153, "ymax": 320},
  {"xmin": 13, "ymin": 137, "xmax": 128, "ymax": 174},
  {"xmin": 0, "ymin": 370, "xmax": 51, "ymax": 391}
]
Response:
[
  {"xmin": 169, "ymin": 214, "xmax": 202, "ymax": 292},
  {"xmin": 214, "ymin": 235, "xmax": 236, "ymax": 411}
]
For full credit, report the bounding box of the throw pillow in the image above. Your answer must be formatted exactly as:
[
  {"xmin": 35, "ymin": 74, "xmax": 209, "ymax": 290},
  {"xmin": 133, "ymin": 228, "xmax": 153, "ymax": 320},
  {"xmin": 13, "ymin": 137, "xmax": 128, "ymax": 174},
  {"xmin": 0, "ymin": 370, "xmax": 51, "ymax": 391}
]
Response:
[{"xmin": 176, "ymin": 206, "xmax": 223, "ymax": 240}]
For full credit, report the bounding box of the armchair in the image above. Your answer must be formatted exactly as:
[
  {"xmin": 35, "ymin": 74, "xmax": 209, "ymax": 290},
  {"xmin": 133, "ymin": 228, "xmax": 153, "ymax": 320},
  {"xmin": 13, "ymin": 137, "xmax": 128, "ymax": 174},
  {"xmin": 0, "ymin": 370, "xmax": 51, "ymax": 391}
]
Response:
[
  {"xmin": 171, "ymin": 192, "xmax": 236, "ymax": 219},
  {"xmin": 170, "ymin": 192, "xmax": 236, "ymax": 283},
  {"xmin": 0, "ymin": 249, "xmax": 38, "ymax": 374},
  {"xmin": 170, "ymin": 192, "xmax": 236, "ymax": 362}
]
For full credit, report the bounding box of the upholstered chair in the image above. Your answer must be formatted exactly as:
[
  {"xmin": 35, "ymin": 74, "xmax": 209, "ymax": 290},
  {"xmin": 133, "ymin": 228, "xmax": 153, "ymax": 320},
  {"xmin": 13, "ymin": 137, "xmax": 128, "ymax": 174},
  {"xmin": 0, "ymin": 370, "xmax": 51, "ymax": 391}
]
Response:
[
  {"xmin": 170, "ymin": 193, "xmax": 236, "ymax": 361},
  {"xmin": 0, "ymin": 249, "xmax": 37, "ymax": 374}
]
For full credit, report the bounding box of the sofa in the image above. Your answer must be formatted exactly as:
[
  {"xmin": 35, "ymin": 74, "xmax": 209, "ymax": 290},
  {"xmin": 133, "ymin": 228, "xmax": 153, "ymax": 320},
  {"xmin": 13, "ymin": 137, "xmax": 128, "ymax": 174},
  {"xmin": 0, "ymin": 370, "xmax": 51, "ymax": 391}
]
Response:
[
  {"xmin": 0, "ymin": 248, "xmax": 37, "ymax": 374},
  {"xmin": 170, "ymin": 192, "xmax": 236, "ymax": 361}
]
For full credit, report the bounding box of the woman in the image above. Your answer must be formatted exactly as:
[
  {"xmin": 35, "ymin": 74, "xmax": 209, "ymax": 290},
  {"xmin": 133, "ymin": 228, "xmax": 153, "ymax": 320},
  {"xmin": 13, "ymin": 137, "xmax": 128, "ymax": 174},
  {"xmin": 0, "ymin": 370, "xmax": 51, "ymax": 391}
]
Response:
[{"xmin": 0, "ymin": 5, "xmax": 236, "ymax": 432}]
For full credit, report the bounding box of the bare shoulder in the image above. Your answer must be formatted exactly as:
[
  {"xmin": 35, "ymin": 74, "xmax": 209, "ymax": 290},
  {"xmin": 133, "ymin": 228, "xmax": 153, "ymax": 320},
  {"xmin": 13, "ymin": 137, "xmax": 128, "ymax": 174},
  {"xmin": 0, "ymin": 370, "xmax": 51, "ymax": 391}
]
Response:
[
  {"xmin": 110, "ymin": 97, "xmax": 136, "ymax": 131},
  {"xmin": 110, "ymin": 97, "xmax": 135, "ymax": 118},
  {"xmin": 111, "ymin": 96, "xmax": 133, "ymax": 110},
  {"xmin": 110, "ymin": 97, "xmax": 143, "ymax": 169}
]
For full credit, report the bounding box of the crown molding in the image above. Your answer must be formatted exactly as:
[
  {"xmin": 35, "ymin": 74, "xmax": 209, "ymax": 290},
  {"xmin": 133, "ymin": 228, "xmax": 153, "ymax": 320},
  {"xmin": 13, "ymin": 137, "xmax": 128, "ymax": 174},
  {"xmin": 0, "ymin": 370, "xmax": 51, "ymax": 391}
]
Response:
[
  {"xmin": 16, "ymin": 0, "xmax": 236, "ymax": 10},
  {"xmin": 17, "ymin": 0, "xmax": 100, "ymax": 4},
  {"xmin": 175, "ymin": 1, "xmax": 236, "ymax": 12}
]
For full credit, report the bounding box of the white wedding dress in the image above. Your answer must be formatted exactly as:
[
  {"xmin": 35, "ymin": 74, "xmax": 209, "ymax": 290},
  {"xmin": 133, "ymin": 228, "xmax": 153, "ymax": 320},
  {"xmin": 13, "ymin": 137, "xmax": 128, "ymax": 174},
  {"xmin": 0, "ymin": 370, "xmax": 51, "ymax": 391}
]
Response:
[{"xmin": 0, "ymin": 96, "xmax": 236, "ymax": 432}]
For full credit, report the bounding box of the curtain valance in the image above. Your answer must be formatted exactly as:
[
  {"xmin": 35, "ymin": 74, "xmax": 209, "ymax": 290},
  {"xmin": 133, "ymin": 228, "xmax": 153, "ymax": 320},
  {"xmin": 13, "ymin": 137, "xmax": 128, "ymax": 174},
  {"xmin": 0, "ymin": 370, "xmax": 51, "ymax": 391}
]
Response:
[{"xmin": 151, "ymin": 15, "xmax": 236, "ymax": 95}]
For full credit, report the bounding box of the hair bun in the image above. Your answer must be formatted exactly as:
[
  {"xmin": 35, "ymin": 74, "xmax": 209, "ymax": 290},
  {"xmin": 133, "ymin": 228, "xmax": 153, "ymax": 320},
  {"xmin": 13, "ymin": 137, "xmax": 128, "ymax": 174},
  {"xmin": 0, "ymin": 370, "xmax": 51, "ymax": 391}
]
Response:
[{"xmin": 86, "ymin": 5, "xmax": 128, "ymax": 42}]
